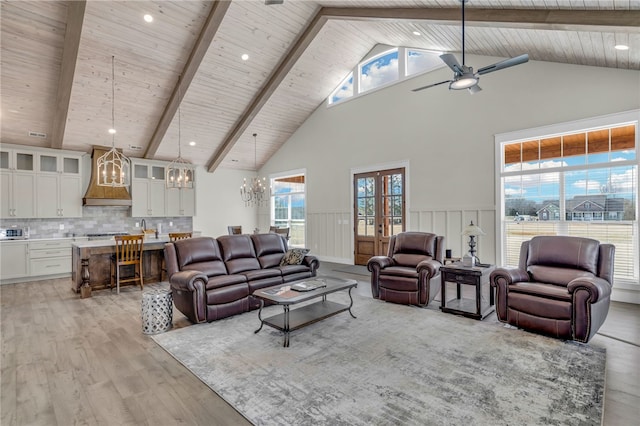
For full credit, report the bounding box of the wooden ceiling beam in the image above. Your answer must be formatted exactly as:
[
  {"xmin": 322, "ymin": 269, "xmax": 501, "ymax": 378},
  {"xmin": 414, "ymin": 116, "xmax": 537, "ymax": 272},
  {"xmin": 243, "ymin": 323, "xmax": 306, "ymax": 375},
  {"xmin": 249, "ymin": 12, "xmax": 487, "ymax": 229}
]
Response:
[
  {"xmin": 50, "ymin": 1, "xmax": 86, "ymax": 150},
  {"xmin": 206, "ymin": 9, "xmax": 330, "ymax": 172},
  {"xmin": 205, "ymin": 5, "xmax": 638, "ymax": 173},
  {"xmin": 322, "ymin": 7, "xmax": 640, "ymax": 32},
  {"xmin": 144, "ymin": 1, "xmax": 231, "ymax": 159}
]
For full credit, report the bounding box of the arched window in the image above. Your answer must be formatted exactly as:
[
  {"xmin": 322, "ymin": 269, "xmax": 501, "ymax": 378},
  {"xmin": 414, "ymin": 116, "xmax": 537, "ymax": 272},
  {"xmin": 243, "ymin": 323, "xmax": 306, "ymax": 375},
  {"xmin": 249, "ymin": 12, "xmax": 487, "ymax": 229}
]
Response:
[
  {"xmin": 328, "ymin": 46, "xmax": 443, "ymax": 106},
  {"xmin": 359, "ymin": 49, "xmax": 398, "ymax": 93}
]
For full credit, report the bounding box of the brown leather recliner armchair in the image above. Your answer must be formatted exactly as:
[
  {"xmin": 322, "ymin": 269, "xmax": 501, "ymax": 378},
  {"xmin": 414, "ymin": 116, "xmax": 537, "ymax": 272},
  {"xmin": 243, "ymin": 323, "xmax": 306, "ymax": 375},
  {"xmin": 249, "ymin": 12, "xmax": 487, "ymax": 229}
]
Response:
[
  {"xmin": 490, "ymin": 235, "xmax": 615, "ymax": 343},
  {"xmin": 367, "ymin": 232, "xmax": 444, "ymax": 307}
]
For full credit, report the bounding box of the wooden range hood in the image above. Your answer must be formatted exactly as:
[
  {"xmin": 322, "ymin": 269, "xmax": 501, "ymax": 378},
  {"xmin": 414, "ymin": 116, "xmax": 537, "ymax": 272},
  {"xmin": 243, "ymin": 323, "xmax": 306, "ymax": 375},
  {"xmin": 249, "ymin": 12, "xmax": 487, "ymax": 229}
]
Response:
[{"xmin": 83, "ymin": 146, "xmax": 132, "ymax": 206}]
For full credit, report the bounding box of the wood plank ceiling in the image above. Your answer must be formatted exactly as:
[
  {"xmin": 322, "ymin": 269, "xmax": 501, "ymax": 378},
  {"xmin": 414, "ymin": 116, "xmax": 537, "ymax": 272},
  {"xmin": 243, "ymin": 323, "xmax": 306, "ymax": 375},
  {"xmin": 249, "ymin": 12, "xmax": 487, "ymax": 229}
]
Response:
[{"xmin": 1, "ymin": 0, "xmax": 639, "ymax": 173}]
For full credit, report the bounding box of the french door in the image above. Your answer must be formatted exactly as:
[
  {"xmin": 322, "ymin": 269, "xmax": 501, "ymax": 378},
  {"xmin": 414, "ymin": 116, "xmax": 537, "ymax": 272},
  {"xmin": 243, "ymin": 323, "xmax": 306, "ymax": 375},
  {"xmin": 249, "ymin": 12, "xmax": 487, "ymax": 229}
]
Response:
[{"xmin": 354, "ymin": 168, "xmax": 405, "ymax": 265}]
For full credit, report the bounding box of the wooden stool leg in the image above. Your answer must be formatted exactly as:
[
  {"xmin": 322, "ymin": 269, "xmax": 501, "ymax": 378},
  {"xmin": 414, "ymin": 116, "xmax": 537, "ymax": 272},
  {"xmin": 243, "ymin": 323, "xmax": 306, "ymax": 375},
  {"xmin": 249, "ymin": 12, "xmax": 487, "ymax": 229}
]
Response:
[
  {"xmin": 139, "ymin": 260, "xmax": 144, "ymax": 290},
  {"xmin": 116, "ymin": 264, "xmax": 120, "ymax": 295}
]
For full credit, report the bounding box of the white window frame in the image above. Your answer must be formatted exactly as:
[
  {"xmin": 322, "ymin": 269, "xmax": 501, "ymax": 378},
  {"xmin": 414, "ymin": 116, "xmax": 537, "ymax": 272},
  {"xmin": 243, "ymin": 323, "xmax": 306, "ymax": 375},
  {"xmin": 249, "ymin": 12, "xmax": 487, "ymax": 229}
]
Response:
[
  {"xmin": 494, "ymin": 109, "xmax": 640, "ymax": 288},
  {"xmin": 270, "ymin": 168, "xmax": 306, "ymax": 247}
]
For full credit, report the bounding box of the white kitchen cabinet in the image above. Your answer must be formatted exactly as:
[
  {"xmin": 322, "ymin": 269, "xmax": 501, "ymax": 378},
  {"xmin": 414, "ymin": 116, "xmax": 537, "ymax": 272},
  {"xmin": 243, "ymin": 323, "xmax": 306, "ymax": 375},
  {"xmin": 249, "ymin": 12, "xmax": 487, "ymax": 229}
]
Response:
[
  {"xmin": 0, "ymin": 170, "xmax": 37, "ymax": 218},
  {"xmin": 132, "ymin": 163, "xmax": 166, "ymax": 217},
  {"xmin": 166, "ymin": 187, "xmax": 195, "ymax": 216},
  {"xmin": 0, "ymin": 148, "xmax": 35, "ymax": 172},
  {"xmin": 29, "ymin": 240, "xmax": 72, "ymax": 276},
  {"xmin": 0, "ymin": 241, "xmax": 29, "ymax": 280},
  {"xmin": 1, "ymin": 148, "xmax": 37, "ymax": 218},
  {"xmin": 36, "ymin": 154, "xmax": 83, "ymax": 218}
]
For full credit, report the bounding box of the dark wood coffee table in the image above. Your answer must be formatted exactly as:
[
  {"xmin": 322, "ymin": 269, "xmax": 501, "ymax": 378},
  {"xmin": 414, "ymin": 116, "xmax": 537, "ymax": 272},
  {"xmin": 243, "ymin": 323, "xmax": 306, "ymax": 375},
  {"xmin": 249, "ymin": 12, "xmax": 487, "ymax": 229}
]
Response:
[{"xmin": 253, "ymin": 276, "xmax": 357, "ymax": 347}]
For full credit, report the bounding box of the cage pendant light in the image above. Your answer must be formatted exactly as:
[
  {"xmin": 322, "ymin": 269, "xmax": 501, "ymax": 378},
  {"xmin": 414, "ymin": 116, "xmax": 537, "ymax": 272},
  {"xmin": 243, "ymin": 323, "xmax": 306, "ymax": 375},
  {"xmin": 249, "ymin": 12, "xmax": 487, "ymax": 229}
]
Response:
[
  {"xmin": 166, "ymin": 76, "xmax": 195, "ymax": 189},
  {"xmin": 97, "ymin": 55, "xmax": 131, "ymax": 187},
  {"xmin": 240, "ymin": 133, "xmax": 269, "ymax": 207}
]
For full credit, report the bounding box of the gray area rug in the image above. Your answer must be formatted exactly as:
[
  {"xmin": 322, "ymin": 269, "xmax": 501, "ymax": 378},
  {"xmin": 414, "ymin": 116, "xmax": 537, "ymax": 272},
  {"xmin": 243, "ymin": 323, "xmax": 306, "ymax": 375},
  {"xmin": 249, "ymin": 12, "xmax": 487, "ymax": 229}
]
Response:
[
  {"xmin": 331, "ymin": 265, "xmax": 370, "ymax": 277},
  {"xmin": 152, "ymin": 293, "xmax": 606, "ymax": 426}
]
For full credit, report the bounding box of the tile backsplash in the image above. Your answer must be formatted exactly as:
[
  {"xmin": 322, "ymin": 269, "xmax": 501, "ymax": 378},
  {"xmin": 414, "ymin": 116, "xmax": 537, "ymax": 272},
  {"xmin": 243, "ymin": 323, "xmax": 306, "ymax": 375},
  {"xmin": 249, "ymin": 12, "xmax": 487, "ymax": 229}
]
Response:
[{"xmin": 0, "ymin": 206, "xmax": 192, "ymax": 239}]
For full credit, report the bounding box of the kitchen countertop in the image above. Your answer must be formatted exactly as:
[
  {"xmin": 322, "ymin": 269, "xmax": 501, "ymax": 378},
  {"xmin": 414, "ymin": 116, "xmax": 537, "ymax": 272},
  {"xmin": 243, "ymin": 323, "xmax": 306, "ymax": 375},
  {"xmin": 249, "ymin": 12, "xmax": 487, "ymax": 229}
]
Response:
[
  {"xmin": 0, "ymin": 236, "xmax": 88, "ymax": 243},
  {"xmin": 72, "ymin": 235, "xmax": 172, "ymax": 248}
]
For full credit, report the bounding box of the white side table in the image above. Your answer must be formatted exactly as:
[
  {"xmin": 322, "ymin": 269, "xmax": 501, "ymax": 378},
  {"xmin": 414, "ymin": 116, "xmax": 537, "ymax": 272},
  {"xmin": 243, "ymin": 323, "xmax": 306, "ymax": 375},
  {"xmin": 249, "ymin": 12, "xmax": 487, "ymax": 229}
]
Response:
[{"xmin": 141, "ymin": 288, "xmax": 173, "ymax": 334}]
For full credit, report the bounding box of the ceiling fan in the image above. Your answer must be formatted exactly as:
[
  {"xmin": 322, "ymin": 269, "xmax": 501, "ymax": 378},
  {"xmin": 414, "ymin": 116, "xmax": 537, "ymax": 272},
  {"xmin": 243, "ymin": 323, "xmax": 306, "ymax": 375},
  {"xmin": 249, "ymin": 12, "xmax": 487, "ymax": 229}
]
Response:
[{"xmin": 412, "ymin": 0, "xmax": 529, "ymax": 94}]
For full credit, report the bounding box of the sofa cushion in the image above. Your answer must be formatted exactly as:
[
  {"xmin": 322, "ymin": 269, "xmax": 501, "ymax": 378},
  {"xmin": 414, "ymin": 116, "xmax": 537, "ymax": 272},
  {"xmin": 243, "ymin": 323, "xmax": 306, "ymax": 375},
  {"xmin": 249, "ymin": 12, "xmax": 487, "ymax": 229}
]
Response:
[
  {"xmin": 380, "ymin": 266, "xmax": 419, "ymax": 279},
  {"xmin": 218, "ymin": 235, "xmax": 261, "ymax": 273},
  {"xmin": 251, "ymin": 233, "xmax": 287, "ymax": 268},
  {"xmin": 527, "ymin": 236, "xmax": 599, "ymax": 274},
  {"xmin": 394, "ymin": 232, "xmax": 436, "ymax": 257},
  {"xmin": 527, "ymin": 265, "xmax": 596, "ymax": 287},
  {"xmin": 174, "ymin": 237, "xmax": 227, "ymax": 277},
  {"xmin": 206, "ymin": 274, "xmax": 247, "ymax": 290},
  {"xmin": 508, "ymin": 281, "xmax": 572, "ymax": 301},
  {"xmin": 242, "ymin": 268, "xmax": 282, "ymax": 281},
  {"xmin": 392, "ymin": 253, "xmax": 429, "ymax": 268},
  {"xmin": 279, "ymin": 264, "xmax": 311, "ymax": 276},
  {"xmin": 280, "ymin": 248, "xmax": 310, "ymax": 266}
]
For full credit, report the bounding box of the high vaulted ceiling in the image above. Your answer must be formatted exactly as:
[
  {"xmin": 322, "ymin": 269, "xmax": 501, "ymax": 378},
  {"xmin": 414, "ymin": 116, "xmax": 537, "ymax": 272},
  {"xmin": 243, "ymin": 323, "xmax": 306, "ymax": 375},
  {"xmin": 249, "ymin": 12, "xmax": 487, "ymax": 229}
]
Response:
[{"xmin": 1, "ymin": 1, "xmax": 639, "ymax": 173}]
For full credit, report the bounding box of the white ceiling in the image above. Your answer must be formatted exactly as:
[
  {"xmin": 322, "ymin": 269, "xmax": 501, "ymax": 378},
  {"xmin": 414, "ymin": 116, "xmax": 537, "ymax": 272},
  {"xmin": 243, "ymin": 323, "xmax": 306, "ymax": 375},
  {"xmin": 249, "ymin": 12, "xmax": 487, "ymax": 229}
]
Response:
[{"xmin": 1, "ymin": 0, "xmax": 638, "ymax": 172}]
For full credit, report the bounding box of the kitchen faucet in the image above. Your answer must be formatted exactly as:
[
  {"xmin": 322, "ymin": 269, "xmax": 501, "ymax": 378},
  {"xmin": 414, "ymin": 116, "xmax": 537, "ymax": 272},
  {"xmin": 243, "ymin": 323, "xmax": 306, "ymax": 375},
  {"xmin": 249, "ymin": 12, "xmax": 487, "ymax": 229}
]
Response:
[{"xmin": 141, "ymin": 219, "xmax": 146, "ymax": 232}]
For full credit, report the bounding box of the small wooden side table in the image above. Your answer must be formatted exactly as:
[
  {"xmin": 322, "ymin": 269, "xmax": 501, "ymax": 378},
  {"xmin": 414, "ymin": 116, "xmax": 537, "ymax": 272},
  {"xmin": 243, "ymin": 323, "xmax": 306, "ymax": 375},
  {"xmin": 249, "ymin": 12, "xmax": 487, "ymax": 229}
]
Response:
[{"xmin": 440, "ymin": 263, "xmax": 495, "ymax": 320}]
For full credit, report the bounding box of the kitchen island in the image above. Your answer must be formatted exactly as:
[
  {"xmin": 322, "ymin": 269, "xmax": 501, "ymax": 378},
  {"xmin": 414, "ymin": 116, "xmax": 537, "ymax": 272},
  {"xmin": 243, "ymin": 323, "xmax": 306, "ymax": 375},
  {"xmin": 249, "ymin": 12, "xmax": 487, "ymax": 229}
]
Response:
[{"xmin": 71, "ymin": 236, "xmax": 170, "ymax": 294}]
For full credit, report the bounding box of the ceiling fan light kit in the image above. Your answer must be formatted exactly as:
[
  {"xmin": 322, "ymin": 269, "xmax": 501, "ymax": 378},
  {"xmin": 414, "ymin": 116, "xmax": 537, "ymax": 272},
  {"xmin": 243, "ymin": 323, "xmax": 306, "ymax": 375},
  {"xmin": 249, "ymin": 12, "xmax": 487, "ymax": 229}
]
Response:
[
  {"xmin": 449, "ymin": 73, "xmax": 478, "ymax": 90},
  {"xmin": 413, "ymin": 0, "xmax": 528, "ymax": 95}
]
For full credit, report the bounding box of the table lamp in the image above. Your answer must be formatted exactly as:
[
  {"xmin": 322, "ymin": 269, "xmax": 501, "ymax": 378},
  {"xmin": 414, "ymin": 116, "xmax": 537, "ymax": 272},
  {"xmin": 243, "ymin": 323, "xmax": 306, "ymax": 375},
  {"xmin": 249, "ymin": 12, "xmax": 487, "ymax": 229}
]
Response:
[{"xmin": 461, "ymin": 221, "xmax": 486, "ymax": 266}]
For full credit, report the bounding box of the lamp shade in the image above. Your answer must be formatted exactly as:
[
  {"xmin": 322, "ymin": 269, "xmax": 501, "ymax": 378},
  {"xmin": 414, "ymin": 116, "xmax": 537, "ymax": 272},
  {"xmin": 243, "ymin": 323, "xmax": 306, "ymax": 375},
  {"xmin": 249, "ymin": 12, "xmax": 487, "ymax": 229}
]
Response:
[{"xmin": 462, "ymin": 221, "xmax": 486, "ymax": 236}]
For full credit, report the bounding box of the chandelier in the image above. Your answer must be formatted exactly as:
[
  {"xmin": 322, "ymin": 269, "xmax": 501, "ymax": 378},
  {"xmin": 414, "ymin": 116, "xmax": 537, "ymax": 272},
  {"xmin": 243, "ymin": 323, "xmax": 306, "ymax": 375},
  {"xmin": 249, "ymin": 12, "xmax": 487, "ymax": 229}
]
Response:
[
  {"xmin": 240, "ymin": 133, "xmax": 269, "ymax": 206},
  {"xmin": 97, "ymin": 55, "xmax": 131, "ymax": 187},
  {"xmin": 166, "ymin": 75, "xmax": 195, "ymax": 189}
]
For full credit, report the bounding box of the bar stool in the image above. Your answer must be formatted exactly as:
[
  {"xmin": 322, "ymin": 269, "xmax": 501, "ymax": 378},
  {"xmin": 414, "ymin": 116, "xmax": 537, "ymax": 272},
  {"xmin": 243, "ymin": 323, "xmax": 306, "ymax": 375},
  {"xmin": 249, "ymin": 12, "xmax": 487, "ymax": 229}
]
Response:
[
  {"xmin": 228, "ymin": 226, "xmax": 242, "ymax": 235},
  {"xmin": 269, "ymin": 226, "xmax": 290, "ymax": 241},
  {"xmin": 111, "ymin": 234, "xmax": 144, "ymax": 294},
  {"xmin": 169, "ymin": 232, "xmax": 192, "ymax": 241}
]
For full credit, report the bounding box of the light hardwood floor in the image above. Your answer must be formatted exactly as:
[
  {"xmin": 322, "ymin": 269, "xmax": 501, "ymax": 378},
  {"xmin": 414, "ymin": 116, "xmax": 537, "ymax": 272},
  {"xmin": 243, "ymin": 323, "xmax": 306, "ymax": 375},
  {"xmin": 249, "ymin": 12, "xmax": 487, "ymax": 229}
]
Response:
[{"xmin": 1, "ymin": 266, "xmax": 639, "ymax": 425}]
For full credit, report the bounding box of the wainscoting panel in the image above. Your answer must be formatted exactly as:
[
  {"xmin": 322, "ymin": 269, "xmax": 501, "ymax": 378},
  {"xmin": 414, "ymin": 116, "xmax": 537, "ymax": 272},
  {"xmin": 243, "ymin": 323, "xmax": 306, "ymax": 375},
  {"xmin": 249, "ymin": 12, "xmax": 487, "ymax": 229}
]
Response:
[
  {"xmin": 306, "ymin": 208, "xmax": 496, "ymax": 265},
  {"xmin": 410, "ymin": 207, "xmax": 496, "ymax": 264},
  {"xmin": 307, "ymin": 211, "xmax": 352, "ymax": 263}
]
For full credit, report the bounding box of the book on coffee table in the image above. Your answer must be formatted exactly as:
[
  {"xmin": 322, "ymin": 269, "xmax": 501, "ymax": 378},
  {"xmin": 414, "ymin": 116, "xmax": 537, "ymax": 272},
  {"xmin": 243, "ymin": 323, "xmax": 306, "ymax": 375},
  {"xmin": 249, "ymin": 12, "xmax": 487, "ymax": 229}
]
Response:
[{"xmin": 291, "ymin": 279, "xmax": 327, "ymax": 292}]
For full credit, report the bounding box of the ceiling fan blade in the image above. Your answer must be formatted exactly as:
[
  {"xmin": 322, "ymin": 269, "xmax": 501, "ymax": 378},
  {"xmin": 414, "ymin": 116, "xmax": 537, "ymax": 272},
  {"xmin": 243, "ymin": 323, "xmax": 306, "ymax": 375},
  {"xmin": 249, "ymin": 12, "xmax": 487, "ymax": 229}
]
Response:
[
  {"xmin": 412, "ymin": 79, "xmax": 451, "ymax": 92},
  {"xmin": 476, "ymin": 54, "xmax": 529, "ymax": 75},
  {"xmin": 439, "ymin": 53, "xmax": 464, "ymax": 74},
  {"xmin": 468, "ymin": 84, "xmax": 482, "ymax": 94}
]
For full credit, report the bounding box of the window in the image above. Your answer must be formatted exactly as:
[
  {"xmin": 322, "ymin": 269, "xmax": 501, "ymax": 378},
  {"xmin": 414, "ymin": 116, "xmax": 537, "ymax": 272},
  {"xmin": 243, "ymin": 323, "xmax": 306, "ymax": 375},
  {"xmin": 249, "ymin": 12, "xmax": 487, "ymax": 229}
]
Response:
[
  {"xmin": 406, "ymin": 49, "xmax": 444, "ymax": 76},
  {"xmin": 271, "ymin": 173, "xmax": 305, "ymax": 247},
  {"xmin": 498, "ymin": 112, "xmax": 638, "ymax": 285},
  {"xmin": 359, "ymin": 49, "xmax": 398, "ymax": 93},
  {"xmin": 330, "ymin": 73, "xmax": 353, "ymax": 104},
  {"xmin": 328, "ymin": 46, "xmax": 443, "ymax": 105}
]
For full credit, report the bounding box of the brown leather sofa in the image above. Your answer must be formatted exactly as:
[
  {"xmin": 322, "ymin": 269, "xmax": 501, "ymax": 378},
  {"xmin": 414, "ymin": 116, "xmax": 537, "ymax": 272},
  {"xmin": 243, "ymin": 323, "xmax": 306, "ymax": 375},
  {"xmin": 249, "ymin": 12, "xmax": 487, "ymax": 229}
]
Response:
[
  {"xmin": 367, "ymin": 232, "xmax": 444, "ymax": 307},
  {"xmin": 164, "ymin": 233, "xmax": 319, "ymax": 323},
  {"xmin": 490, "ymin": 235, "xmax": 615, "ymax": 343}
]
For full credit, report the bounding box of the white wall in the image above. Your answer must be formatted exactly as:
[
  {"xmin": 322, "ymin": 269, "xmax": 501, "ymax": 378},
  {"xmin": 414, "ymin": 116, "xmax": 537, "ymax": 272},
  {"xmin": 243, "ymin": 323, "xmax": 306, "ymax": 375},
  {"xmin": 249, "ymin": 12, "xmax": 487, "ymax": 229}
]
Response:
[
  {"xmin": 193, "ymin": 166, "xmax": 257, "ymax": 238},
  {"xmin": 259, "ymin": 56, "xmax": 640, "ymax": 271}
]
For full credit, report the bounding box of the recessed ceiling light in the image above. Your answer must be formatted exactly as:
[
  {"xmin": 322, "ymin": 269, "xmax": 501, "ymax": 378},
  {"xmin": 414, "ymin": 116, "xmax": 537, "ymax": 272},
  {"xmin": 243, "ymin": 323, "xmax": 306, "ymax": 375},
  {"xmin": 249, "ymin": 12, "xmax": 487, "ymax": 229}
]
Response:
[
  {"xmin": 412, "ymin": 31, "xmax": 421, "ymax": 36},
  {"xmin": 614, "ymin": 44, "xmax": 629, "ymax": 51},
  {"xmin": 108, "ymin": 128, "xmax": 116, "ymax": 134},
  {"xmin": 189, "ymin": 141, "xmax": 196, "ymax": 146},
  {"xmin": 144, "ymin": 14, "xmax": 153, "ymax": 23},
  {"xmin": 241, "ymin": 53, "xmax": 249, "ymax": 61}
]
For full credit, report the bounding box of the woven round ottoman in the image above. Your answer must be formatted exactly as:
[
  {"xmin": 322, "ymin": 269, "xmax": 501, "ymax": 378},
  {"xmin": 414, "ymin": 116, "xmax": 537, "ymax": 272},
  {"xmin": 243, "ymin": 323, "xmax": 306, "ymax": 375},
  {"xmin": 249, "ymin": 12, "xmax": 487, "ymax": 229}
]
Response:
[{"xmin": 141, "ymin": 288, "xmax": 173, "ymax": 335}]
